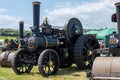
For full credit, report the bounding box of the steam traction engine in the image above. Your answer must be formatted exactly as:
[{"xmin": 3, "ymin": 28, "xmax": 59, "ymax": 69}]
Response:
[
  {"xmin": 11, "ymin": 1, "xmax": 99, "ymax": 77},
  {"xmin": 89, "ymin": 2, "xmax": 120, "ymax": 80}
]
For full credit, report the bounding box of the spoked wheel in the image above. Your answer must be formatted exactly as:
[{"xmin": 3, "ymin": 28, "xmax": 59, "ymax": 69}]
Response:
[
  {"xmin": 74, "ymin": 35, "xmax": 99, "ymax": 69},
  {"xmin": 38, "ymin": 49, "xmax": 60, "ymax": 77},
  {"xmin": 11, "ymin": 48, "xmax": 33, "ymax": 74}
]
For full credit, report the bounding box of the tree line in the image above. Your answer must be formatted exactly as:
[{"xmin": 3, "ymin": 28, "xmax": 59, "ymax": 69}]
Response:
[{"xmin": 0, "ymin": 29, "xmax": 30, "ymax": 37}]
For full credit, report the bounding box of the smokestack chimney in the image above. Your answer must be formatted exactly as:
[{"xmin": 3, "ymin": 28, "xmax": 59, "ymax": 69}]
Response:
[
  {"xmin": 19, "ymin": 21, "xmax": 24, "ymax": 47},
  {"xmin": 115, "ymin": 2, "xmax": 120, "ymax": 34},
  {"xmin": 32, "ymin": 1, "xmax": 41, "ymax": 33}
]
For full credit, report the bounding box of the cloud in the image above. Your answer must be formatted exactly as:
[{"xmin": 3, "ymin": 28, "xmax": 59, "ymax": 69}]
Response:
[
  {"xmin": 0, "ymin": 8, "xmax": 31, "ymax": 30},
  {"xmin": 43, "ymin": 0, "xmax": 119, "ymax": 29},
  {"xmin": 0, "ymin": 8, "xmax": 6, "ymax": 12},
  {"xmin": 0, "ymin": 15, "xmax": 22, "ymax": 28}
]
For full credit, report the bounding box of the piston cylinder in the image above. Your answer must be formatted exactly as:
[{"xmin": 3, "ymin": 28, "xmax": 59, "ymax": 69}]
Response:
[
  {"xmin": 91, "ymin": 57, "xmax": 120, "ymax": 80},
  {"xmin": 0, "ymin": 52, "xmax": 14, "ymax": 67}
]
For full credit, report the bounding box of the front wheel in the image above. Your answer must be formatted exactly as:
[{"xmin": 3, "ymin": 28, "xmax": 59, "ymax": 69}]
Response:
[
  {"xmin": 38, "ymin": 49, "xmax": 60, "ymax": 77},
  {"xmin": 11, "ymin": 48, "xmax": 33, "ymax": 74}
]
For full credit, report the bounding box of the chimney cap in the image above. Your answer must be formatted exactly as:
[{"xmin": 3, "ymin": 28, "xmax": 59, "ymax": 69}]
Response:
[
  {"xmin": 19, "ymin": 21, "xmax": 24, "ymax": 24},
  {"xmin": 115, "ymin": 2, "xmax": 120, "ymax": 6},
  {"xmin": 32, "ymin": 1, "xmax": 41, "ymax": 5}
]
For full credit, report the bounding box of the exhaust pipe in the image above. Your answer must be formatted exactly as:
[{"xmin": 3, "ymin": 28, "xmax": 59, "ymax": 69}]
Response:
[
  {"xmin": 19, "ymin": 21, "xmax": 24, "ymax": 48},
  {"xmin": 32, "ymin": 1, "xmax": 41, "ymax": 33},
  {"xmin": 115, "ymin": 2, "xmax": 120, "ymax": 34}
]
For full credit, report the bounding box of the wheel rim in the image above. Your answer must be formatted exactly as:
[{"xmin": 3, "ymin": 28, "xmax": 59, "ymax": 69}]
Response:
[
  {"xmin": 42, "ymin": 52, "xmax": 58, "ymax": 75},
  {"xmin": 13, "ymin": 50, "xmax": 33, "ymax": 74}
]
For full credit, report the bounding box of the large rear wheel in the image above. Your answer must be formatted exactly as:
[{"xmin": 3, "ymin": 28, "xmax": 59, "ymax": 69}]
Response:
[
  {"xmin": 38, "ymin": 49, "xmax": 60, "ymax": 77},
  {"xmin": 74, "ymin": 35, "xmax": 99, "ymax": 69}
]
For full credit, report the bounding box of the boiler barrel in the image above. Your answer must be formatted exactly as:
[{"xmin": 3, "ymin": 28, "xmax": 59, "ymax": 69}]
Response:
[
  {"xmin": 0, "ymin": 52, "xmax": 14, "ymax": 67},
  {"xmin": 27, "ymin": 36, "xmax": 60, "ymax": 52},
  {"xmin": 91, "ymin": 57, "xmax": 120, "ymax": 79}
]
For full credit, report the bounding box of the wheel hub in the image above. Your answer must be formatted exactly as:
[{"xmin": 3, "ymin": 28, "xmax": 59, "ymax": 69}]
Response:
[
  {"xmin": 84, "ymin": 50, "xmax": 93, "ymax": 66},
  {"xmin": 48, "ymin": 61, "xmax": 53, "ymax": 67},
  {"xmin": 87, "ymin": 50, "xmax": 92, "ymax": 56},
  {"xmin": 85, "ymin": 61, "xmax": 89, "ymax": 66}
]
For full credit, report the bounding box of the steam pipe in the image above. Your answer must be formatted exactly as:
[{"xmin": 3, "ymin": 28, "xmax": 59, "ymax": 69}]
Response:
[
  {"xmin": 19, "ymin": 21, "xmax": 24, "ymax": 48},
  {"xmin": 115, "ymin": 2, "xmax": 120, "ymax": 34},
  {"xmin": 32, "ymin": 1, "xmax": 41, "ymax": 33}
]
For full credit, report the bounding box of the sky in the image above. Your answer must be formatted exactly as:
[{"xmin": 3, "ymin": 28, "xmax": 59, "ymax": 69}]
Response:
[{"xmin": 0, "ymin": 0, "xmax": 119, "ymax": 30}]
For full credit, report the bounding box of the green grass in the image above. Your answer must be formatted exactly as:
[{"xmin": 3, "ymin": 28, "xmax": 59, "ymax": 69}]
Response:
[
  {"xmin": 0, "ymin": 36, "xmax": 17, "ymax": 40},
  {"xmin": 0, "ymin": 65, "xmax": 89, "ymax": 80}
]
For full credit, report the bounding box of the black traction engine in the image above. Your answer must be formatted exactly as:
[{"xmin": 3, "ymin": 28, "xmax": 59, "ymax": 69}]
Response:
[{"xmin": 11, "ymin": 1, "xmax": 99, "ymax": 77}]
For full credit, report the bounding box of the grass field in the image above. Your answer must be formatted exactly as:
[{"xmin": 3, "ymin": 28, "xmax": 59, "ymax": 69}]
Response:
[
  {"xmin": 0, "ymin": 65, "xmax": 89, "ymax": 80},
  {"xmin": 0, "ymin": 36, "xmax": 17, "ymax": 40}
]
